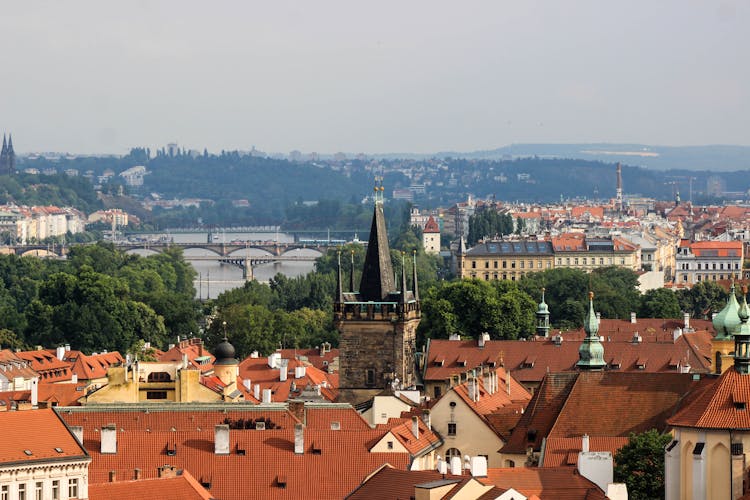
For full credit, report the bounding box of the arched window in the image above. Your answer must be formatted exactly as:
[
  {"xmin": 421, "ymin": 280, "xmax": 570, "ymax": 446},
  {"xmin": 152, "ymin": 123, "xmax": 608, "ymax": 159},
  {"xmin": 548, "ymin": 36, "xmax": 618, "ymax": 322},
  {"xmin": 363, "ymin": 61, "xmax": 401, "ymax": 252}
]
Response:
[
  {"xmin": 446, "ymin": 448, "xmax": 462, "ymax": 460},
  {"xmin": 504, "ymin": 459, "xmax": 515, "ymax": 467},
  {"xmin": 716, "ymin": 351, "xmax": 723, "ymax": 374},
  {"xmin": 147, "ymin": 371, "xmax": 172, "ymax": 382}
]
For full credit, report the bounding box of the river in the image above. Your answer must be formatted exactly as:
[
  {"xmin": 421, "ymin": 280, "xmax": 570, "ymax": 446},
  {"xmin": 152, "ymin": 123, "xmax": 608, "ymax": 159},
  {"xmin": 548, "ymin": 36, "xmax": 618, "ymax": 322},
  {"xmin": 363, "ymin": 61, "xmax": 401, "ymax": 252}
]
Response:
[{"xmin": 127, "ymin": 232, "xmax": 320, "ymax": 299}]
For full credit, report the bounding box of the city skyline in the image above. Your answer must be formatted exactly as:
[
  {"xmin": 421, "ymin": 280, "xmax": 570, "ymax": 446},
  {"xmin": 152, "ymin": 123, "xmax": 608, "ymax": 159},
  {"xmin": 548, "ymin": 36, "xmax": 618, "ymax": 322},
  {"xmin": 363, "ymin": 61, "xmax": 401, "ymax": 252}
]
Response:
[{"xmin": 0, "ymin": 1, "xmax": 748, "ymax": 154}]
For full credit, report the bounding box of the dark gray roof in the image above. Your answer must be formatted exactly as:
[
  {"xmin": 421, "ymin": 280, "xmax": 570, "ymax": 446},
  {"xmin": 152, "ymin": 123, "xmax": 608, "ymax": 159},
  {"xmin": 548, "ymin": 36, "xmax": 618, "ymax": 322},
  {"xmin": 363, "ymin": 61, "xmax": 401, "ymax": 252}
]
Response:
[
  {"xmin": 466, "ymin": 240, "xmax": 553, "ymax": 256},
  {"xmin": 358, "ymin": 204, "xmax": 396, "ymax": 301}
]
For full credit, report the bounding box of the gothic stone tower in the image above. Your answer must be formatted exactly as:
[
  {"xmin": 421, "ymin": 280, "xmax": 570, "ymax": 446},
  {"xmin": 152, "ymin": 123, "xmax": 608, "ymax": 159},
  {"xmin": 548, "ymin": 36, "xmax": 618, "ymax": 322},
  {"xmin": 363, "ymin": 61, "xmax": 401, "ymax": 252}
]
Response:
[{"xmin": 335, "ymin": 188, "xmax": 421, "ymax": 394}]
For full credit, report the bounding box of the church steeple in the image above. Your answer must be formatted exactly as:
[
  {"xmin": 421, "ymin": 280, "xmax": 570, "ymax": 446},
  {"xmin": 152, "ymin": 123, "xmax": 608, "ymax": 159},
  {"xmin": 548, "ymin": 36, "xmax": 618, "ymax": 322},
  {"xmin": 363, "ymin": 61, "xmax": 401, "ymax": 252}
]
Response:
[
  {"xmin": 358, "ymin": 183, "xmax": 396, "ymax": 301},
  {"xmin": 577, "ymin": 292, "xmax": 606, "ymax": 371},
  {"xmin": 713, "ymin": 280, "xmax": 740, "ymax": 340},
  {"xmin": 412, "ymin": 250, "xmax": 419, "ymax": 302},
  {"xmin": 536, "ymin": 287, "xmax": 550, "ymax": 338}
]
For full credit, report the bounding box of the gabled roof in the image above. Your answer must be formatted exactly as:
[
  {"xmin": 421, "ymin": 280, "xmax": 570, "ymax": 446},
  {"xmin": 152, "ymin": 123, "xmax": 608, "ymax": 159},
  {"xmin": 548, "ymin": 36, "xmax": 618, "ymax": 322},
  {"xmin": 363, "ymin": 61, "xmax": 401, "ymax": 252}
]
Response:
[
  {"xmin": 424, "ymin": 216, "xmax": 440, "ymax": 233},
  {"xmin": 88, "ymin": 470, "xmax": 213, "ymax": 500},
  {"xmin": 503, "ymin": 372, "xmax": 710, "ymax": 454},
  {"xmin": 0, "ymin": 409, "xmax": 88, "ymax": 465},
  {"xmin": 347, "ymin": 465, "xmax": 495, "ymax": 500},
  {"xmin": 63, "ymin": 350, "xmax": 124, "ymax": 380},
  {"xmin": 277, "ymin": 347, "xmax": 339, "ymax": 372},
  {"xmin": 15, "ymin": 349, "xmax": 72, "ymax": 382},
  {"xmin": 159, "ymin": 339, "xmax": 214, "ymax": 374},
  {"xmin": 238, "ymin": 356, "xmax": 338, "ymax": 402},
  {"xmin": 374, "ymin": 417, "xmax": 442, "ymax": 456},
  {"xmin": 668, "ymin": 368, "xmax": 750, "ymax": 429},
  {"xmin": 480, "ymin": 467, "xmax": 607, "ymax": 500}
]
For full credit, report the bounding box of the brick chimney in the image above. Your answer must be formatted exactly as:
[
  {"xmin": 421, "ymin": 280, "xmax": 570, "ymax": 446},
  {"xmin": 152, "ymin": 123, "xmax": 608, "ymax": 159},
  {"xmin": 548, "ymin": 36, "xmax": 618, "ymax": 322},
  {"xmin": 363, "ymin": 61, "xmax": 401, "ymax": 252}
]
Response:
[{"xmin": 158, "ymin": 465, "xmax": 178, "ymax": 478}]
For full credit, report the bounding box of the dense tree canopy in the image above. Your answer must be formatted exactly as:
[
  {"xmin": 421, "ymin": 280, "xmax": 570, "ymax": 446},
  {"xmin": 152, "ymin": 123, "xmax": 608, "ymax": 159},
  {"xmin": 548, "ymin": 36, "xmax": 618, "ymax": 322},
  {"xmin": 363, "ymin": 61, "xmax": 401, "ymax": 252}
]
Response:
[{"xmin": 614, "ymin": 430, "xmax": 672, "ymax": 500}]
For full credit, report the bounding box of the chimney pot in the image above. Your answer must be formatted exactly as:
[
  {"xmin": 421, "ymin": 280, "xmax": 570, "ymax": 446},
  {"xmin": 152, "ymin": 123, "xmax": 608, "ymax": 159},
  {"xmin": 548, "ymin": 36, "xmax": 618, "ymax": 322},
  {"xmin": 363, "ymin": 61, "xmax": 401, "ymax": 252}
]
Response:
[
  {"xmin": 109, "ymin": 470, "xmax": 116, "ymax": 483},
  {"xmin": 134, "ymin": 468, "xmax": 142, "ymax": 480},
  {"xmin": 71, "ymin": 426, "xmax": 84, "ymax": 445},
  {"xmin": 630, "ymin": 312, "xmax": 637, "ymax": 324},
  {"xmin": 684, "ymin": 312, "xmax": 691, "ymax": 330},
  {"xmin": 450, "ymin": 456, "xmax": 462, "ymax": 475},
  {"xmin": 422, "ymin": 409, "xmax": 431, "ymax": 431},
  {"xmin": 262, "ymin": 388, "xmax": 272, "ymax": 403},
  {"xmin": 582, "ymin": 434, "xmax": 590, "ymax": 453},
  {"xmin": 101, "ymin": 424, "xmax": 117, "ymax": 454}
]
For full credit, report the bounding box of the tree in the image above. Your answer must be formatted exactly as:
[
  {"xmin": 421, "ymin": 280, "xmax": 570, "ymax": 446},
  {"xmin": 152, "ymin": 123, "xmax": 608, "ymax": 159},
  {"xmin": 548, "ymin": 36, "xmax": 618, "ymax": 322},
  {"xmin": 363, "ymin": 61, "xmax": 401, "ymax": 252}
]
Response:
[
  {"xmin": 676, "ymin": 281, "xmax": 728, "ymax": 319},
  {"xmin": 639, "ymin": 288, "xmax": 681, "ymax": 319},
  {"xmin": 614, "ymin": 429, "xmax": 672, "ymax": 500}
]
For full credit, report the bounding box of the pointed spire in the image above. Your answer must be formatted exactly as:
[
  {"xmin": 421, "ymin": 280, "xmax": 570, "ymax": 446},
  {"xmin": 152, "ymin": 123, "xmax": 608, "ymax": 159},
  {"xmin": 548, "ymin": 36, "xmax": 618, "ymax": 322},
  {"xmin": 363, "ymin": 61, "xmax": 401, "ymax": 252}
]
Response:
[
  {"xmin": 1, "ymin": 134, "xmax": 6, "ymax": 152},
  {"xmin": 349, "ymin": 250, "xmax": 356, "ymax": 293},
  {"xmin": 358, "ymin": 185, "xmax": 396, "ymax": 301},
  {"xmin": 412, "ymin": 250, "xmax": 419, "ymax": 302},
  {"xmin": 335, "ymin": 251, "xmax": 344, "ymax": 303},
  {"xmin": 577, "ymin": 292, "xmax": 605, "ymax": 371},
  {"xmin": 7, "ymin": 134, "xmax": 12, "ymax": 152},
  {"xmin": 536, "ymin": 287, "xmax": 550, "ymax": 337},
  {"xmin": 734, "ymin": 285, "xmax": 750, "ymax": 374},
  {"xmin": 400, "ymin": 252, "xmax": 408, "ymax": 304}
]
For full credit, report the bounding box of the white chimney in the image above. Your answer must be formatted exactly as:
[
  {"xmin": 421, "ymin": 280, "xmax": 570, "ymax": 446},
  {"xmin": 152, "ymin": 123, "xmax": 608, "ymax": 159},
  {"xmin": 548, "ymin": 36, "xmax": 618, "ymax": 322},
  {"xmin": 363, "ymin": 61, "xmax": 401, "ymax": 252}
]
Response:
[
  {"xmin": 294, "ymin": 423, "xmax": 304, "ymax": 454},
  {"xmin": 596, "ymin": 312, "xmax": 601, "ymax": 321},
  {"xmin": 450, "ymin": 456, "xmax": 462, "ymax": 475},
  {"xmin": 578, "ymin": 450, "xmax": 614, "ymax": 494},
  {"xmin": 470, "ymin": 456, "xmax": 488, "ymax": 477},
  {"xmin": 182, "ymin": 353, "xmax": 188, "ymax": 370},
  {"xmin": 295, "ymin": 366, "xmax": 306, "ymax": 379},
  {"xmin": 72, "ymin": 374, "xmax": 78, "ymax": 384},
  {"xmin": 101, "ymin": 424, "xmax": 117, "ymax": 454},
  {"xmin": 280, "ymin": 365, "xmax": 288, "ymax": 382},
  {"xmin": 253, "ymin": 384, "xmax": 260, "ymax": 401},
  {"xmin": 56, "ymin": 346, "xmax": 65, "ymax": 361},
  {"xmin": 467, "ymin": 379, "xmax": 476, "ymax": 402},
  {"xmin": 31, "ymin": 377, "xmax": 38, "ymax": 408},
  {"xmin": 422, "ymin": 410, "xmax": 431, "ymax": 431},
  {"xmin": 250, "ymin": 351, "xmax": 259, "ymax": 358},
  {"xmin": 478, "ymin": 332, "xmax": 490, "ymax": 348},
  {"xmin": 684, "ymin": 312, "xmax": 691, "ymax": 330},
  {"xmin": 64, "ymin": 344, "xmax": 71, "ymax": 352},
  {"xmin": 214, "ymin": 424, "xmax": 230, "ymax": 455},
  {"xmin": 71, "ymin": 426, "xmax": 83, "ymax": 445},
  {"xmin": 630, "ymin": 312, "xmax": 637, "ymax": 324},
  {"xmin": 437, "ymin": 460, "xmax": 448, "ymax": 475},
  {"xmin": 262, "ymin": 388, "xmax": 272, "ymax": 403},
  {"xmin": 582, "ymin": 434, "xmax": 590, "ymax": 453},
  {"xmin": 484, "ymin": 373, "xmax": 492, "ymax": 394},
  {"xmin": 411, "ymin": 416, "xmax": 419, "ymax": 439},
  {"xmin": 242, "ymin": 379, "xmax": 251, "ymax": 391},
  {"xmin": 449, "ymin": 333, "xmax": 461, "ymax": 341},
  {"xmin": 673, "ymin": 328, "xmax": 683, "ymax": 342}
]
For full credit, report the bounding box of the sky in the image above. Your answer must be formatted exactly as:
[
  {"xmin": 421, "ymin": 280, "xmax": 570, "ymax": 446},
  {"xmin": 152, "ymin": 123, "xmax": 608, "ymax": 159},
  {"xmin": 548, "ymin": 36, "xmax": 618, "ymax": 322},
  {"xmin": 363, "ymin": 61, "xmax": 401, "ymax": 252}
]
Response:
[{"xmin": 0, "ymin": 1, "xmax": 748, "ymax": 155}]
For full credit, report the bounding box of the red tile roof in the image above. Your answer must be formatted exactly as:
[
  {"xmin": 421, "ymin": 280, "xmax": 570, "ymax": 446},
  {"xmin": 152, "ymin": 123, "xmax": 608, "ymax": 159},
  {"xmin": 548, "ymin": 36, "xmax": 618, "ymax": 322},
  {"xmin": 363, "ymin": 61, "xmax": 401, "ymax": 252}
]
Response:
[
  {"xmin": 59, "ymin": 405, "xmax": 410, "ymax": 500},
  {"xmin": 541, "ymin": 436, "xmax": 629, "ymax": 467},
  {"xmin": 64, "ymin": 351, "xmax": 124, "ymax": 381},
  {"xmin": 502, "ymin": 372, "xmax": 709, "ymax": 454},
  {"xmin": 374, "ymin": 417, "xmax": 442, "ymax": 456},
  {"xmin": 424, "ymin": 216, "xmax": 440, "ymax": 233},
  {"xmin": 481, "ymin": 467, "xmax": 607, "ymax": 500},
  {"xmin": 277, "ymin": 347, "xmax": 338, "ymax": 372},
  {"xmin": 347, "ymin": 465, "xmax": 483, "ymax": 500},
  {"xmin": 159, "ymin": 339, "xmax": 214, "ymax": 375},
  {"xmin": 15, "ymin": 350, "xmax": 72, "ymax": 382},
  {"xmin": 88, "ymin": 470, "xmax": 213, "ymax": 500},
  {"xmin": 238, "ymin": 355, "xmax": 338, "ymax": 402},
  {"xmin": 0, "ymin": 409, "xmax": 88, "ymax": 465},
  {"xmin": 667, "ymin": 368, "xmax": 750, "ymax": 429}
]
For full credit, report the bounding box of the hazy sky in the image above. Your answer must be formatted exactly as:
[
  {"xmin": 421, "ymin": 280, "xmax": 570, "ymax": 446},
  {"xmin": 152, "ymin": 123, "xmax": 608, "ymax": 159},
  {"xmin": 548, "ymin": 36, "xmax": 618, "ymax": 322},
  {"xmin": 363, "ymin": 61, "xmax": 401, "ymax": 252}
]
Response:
[{"xmin": 0, "ymin": 1, "xmax": 748, "ymax": 154}]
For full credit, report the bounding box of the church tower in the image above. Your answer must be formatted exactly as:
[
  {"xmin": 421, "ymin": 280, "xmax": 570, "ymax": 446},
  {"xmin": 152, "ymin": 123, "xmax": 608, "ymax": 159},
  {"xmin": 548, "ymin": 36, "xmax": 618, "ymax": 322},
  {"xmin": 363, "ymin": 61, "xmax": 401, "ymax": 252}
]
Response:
[
  {"xmin": 335, "ymin": 185, "xmax": 421, "ymax": 398},
  {"xmin": 577, "ymin": 292, "xmax": 605, "ymax": 371},
  {"xmin": 536, "ymin": 288, "xmax": 550, "ymax": 338},
  {"xmin": 0, "ymin": 134, "xmax": 15, "ymax": 175}
]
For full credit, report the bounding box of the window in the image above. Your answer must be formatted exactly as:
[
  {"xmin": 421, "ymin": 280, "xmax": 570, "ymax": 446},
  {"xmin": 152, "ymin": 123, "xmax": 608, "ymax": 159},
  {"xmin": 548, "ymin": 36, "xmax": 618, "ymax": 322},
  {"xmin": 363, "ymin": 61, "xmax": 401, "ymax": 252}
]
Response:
[
  {"xmin": 35, "ymin": 482, "xmax": 42, "ymax": 500},
  {"xmin": 566, "ymin": 258, "xmax": 570, "ymax": 265},
  {"xmin": 51, "ymin": 481, "xmax": 59, "ymax": 500},
  {"xmin": 434, "ymin": 386, "xmax": 441, "ymax": 399},
  {"xmin": 68, "ymin": 479, "xmax": 78, "ymax": 499},
  {"xmin": 620, "ymin": 258, "xmax": 625, "ymax": 265},
  {"xmin": 557, "ymin": 258, "xmax": 562, "ymax": 265},
  {"xmin": 472, "ymin": 261, "xmax": 476, "ymax": 269},
  {"xmin": 574, "ymin": 258, "xmax": 579, "ymax": 265},
  {"xmin": 484, "ymin": 274, "xmax": 489, "ymax": 281},
  {"xmin": 546, "ymin": 262, "xmax": 551, "ymax": 269},
  {"xmin": 18, "ymin": 484, "xmax": 26, "ymax": 500},
  {"xmin": 529, "ymin": 261, "xmax": 533, "ymax": 269},
  {"xmin": 520, "ymin": 261, "xmax": 524, "ymax": 269},
  {"xmin": 387, "ymin": 441, "xmax": 394, "ymax": 450},
  {"xmin": 366, "ymin": 369, "xmax": 375, "ymax": 386},
  {"xmin": 511, "ymin": 261, "xmax": 516, "ymax": 269},
  {"xmin": 582, "ymin": 258, "xmax": 587, "ymax": 265},
  {"xmin": 493, "ymin": 261, "xmax": 498, "ymax": 268},
  {"xmin": 1, "ymin": 485, "xmax": 8, "ymax": 500},
  {"xmin": 502, "ymin": 260, "xmax": 507, "ymax": 268},
  {"xmin": 147, "ymin": 371, "xmax": 172, "ymax": 382},
  {"xmin": 448, "ymin": 423, "xmax": 457, "ymax": 436},
  {"xmin": 538, "ymin": 261, "xmax": 542, "ymax": 268},
  {"xmin": 446, "ymin": 447, "xmax": 462, "ymax": 460},
  {"xmin": 484, "ymin": 261, "xmax": 489, "ymax": 268},
  {"xmin": 147, "ymin": 391, "xmax": 167, "ymax": 399}
]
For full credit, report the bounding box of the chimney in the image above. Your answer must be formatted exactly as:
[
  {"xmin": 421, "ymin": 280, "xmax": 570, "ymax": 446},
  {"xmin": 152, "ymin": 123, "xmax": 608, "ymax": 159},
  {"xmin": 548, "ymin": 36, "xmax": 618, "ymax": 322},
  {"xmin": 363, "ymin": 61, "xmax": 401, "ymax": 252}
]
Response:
[
  {"xmin": 289, "ymin": 400, "xmax": 306, "ymax": 425},
  {"xmin": 449, "ymin": 333, "xmax": 461, "ymax": 341},
  {"xmin": 422, "ymin": 409, "xmax": 431, "ymax": 431},
  {"xmin": 478, "ymin": 332, "xmax": 490, "ymax": 348},
  {"xmin": 31, "ymin": 377, "xmax": 38, "ymax": 408},
  {"xmin": 56, "ymin": 346, "xmax": 65, "ymax": 361},
  {"xmin": 253, "ymin": 384, "xmax": 260, "ymax": 401},
  {"xmin": 411, "ymin": 416, "xmax": 419, "ymax": 439},
  {"xmin": 630, "ymin": 312, "xmax": 637, "ymax": 324},
  {"xmin": 101, "ymin": 424, "xmax": 117, "ymax": 454},
  {"xmin": 295, "ymin": 366, "xmax": 306, "ymax": 379},
  {"xmin": 467, "ymin": 379, "xmax": 476, "ymax": 402},
  {"xmin": 450, "ymin": 456, "xmax": 462, "ymax": 475},
  {"xmin": 684, "ymin": 312, "xmax": 691, "ymax": 330},
  {"xmin": 280, "ymin": 363, "xmax": 288, "ymax": 382},
  {"xmin": 134, "ymin": 469, "xmax": 142, "ymax": 480},
  {"xmin": 484, "ymin": 372, "xmax": 492, "ymax": 394},
  {"xmin": 242, "ymin": 379, "xmax": 252, "ymax": 391},
  {"xmin": 595, "ymin": 312, "xmax": 601, "ymax": 321},
  {"xmin": 262, "ymin": 388, "xmax": 272, "ymax": 403},
  {"xmin": 70, "ymin": 426, "xmax": 84, "ymax": 445},
  {"xmin": 470, "ymin": 456, "xmax": 488, "ymax": 477},
  {"xmin": 109, "ymin": 471, "xmax": 117, "ymax": 483},
  {"xmin": 181, "ymin": 353, "xmax": 188, "ymax": 370},
  {"xmin": 437, "ymin": 459, "xmax": 448, "ymax": 475},
  {"xmin": 72, "ymin": 374, "xmax": 78, "ymax": 384},
  {"xmin": 158, "ymin": 465, "xmax": 178, "ymax": 478},
  {"xmin": 64, "ymin": 344, "xmax": 70, "ymax": 352},
  {"xmin": 214, "ymin": 425, "xmax": 230, "ymax": 455},
  {"xmin": 582, "ymin": 434, "xmax": 590, "ymax": 453},
  {"xmin": 250, "ymin": 351, "xmax": 259, "ymax": 358},
  {"xmin": 294, "ymin": 423, "xmax": 304, "ymax": 454}
]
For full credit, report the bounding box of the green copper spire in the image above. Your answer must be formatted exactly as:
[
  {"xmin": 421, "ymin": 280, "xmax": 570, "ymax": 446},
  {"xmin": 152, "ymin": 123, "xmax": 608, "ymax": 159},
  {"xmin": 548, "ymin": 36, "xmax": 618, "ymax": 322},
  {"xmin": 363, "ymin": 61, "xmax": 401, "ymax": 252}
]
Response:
[
  {"xmin": 536, "ymin": 287, "xmax": 550, "ymax": 338},
  {"xmin": 577, "ymin": 292, "xmax": 606, "ymax": 371},
  {"xmin": 713, "ymin": 280, "xmax": 741, "ymax": 340},
  {"xmin": 734, "ymin": 286, "xmax": 750, "ymax": 374}
]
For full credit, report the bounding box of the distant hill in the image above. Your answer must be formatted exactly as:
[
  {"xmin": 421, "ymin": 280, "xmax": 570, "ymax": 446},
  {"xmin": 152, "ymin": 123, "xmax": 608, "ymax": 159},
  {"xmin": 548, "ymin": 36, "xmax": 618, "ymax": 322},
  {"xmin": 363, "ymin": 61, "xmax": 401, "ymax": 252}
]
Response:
[{"xmin": 375, "ymin": 144, "xmax": 750, "ymax": 171}]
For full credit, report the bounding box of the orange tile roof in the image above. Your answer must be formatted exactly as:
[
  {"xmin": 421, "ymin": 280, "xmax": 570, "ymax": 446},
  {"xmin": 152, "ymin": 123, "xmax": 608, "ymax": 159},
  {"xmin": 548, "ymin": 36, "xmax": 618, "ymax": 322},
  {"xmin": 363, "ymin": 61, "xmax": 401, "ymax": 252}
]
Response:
[
  {"xmin": 238, "ymin": 356, "xmax": 338, "ymax": 402},
  {"xmin": 347, "ymin": 465, "xmax": 482, "ymax": 500},
  {"xmin": 277, "ymin": 347, "xmax": 339, "ymax": 372},
  {"xmin": 38, "ymin": 382, "xmax": 88, "ymax": 406},
  {"xmin": 687, "ymin": 240, "xmax": 743, "ymax": 257},
  {"xmin": 16, "ymin": 349, "xmax": 72, "ymax": 382},
  {"xmin": 64, "ymin": 351, "xmax": 124, "ymax": 380},
  {"xmin": 0, "ymin": 349, "xmax": 38, "ymax": 380},
  {"xmin": 424, "ymin": 216, "xmax": 440, "ymax": 233},
  {"xmin": 0, "ymin": 409, "xmax": 88, "ymax": 464},
  {"xmin": 541, "ymin": 436, "xmax": 629, "ymax": 467},
  {"xmin": 374, "ymin": 417, "xmax": 442, "ymax": 455},
  {"xmin": 59, "ymin": 405, "xmax": 410, "ymax": 500},
  {"xmin": 480, "ymin": 467, "xmax": 607, "ymax": 500},
  {"xmin": 667, "ymin": 368, "xmax": 750, "ymax": 429},
  {"xmin": 159, "ymin": 339, "xmax": 214, "ymax": 374},
  {"xmin": 502, "ymin": 372, "xmax": 709, "ymax": 454},
  {"xmin": 88, "ymin": 470, "xmax": 213, "ymax": 500}
]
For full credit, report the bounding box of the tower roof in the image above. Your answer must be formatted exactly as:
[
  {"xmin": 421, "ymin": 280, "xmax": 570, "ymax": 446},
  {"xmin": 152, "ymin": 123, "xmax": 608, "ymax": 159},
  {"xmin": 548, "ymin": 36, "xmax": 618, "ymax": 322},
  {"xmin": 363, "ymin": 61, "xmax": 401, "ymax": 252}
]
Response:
[
  {"xmin": 423, "ymin": 216, "xmax": 440, "ymax": 233},
  {"xmin": 358, "ymin": 200, "xmax": 396, "ymax": 301},
  {"xmin": 713, "ymin": 281, "xmax": 740, "ymax": 340},
  {"xmin": 577, "ymin": 292, "xmax": 605, "ymax": 370}
]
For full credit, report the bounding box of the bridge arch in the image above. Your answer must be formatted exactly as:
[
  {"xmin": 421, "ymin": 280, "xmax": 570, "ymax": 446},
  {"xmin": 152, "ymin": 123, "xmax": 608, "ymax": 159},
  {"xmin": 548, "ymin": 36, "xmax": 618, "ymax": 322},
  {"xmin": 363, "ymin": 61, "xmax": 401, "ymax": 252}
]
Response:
[{"xmin": 20, "ymin": 249, "xmax": 58, "ymax": 258}]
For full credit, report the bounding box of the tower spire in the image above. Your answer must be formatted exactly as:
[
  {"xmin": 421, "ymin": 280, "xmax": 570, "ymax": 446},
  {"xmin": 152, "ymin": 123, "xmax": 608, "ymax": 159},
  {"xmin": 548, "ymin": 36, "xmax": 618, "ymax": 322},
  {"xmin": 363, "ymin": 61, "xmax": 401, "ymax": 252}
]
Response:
[
  {"xmin": 536, "ymin": 287, "xmax": 550, "ymax": 338},
  {"xmin": 577, "ymin": 292, "xmax": 605, "ymax": 370},
  {"xmin": 358, "ymin": 180, "xmax": 395, "ymax": 301},
  {"xmin": 399, "ymin": 252, "xmax": 408, "ymax": 305},
  {"xmin": 335, "ymin": 251, "xmax": 344, "ymax": 303},
  {"xmin": 412, "ymin": 250, "xmax": 419, "ymax": 302},
  {"xmin": 349, "ymin": 250, "xmax": 356, "ymax": 293}
]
